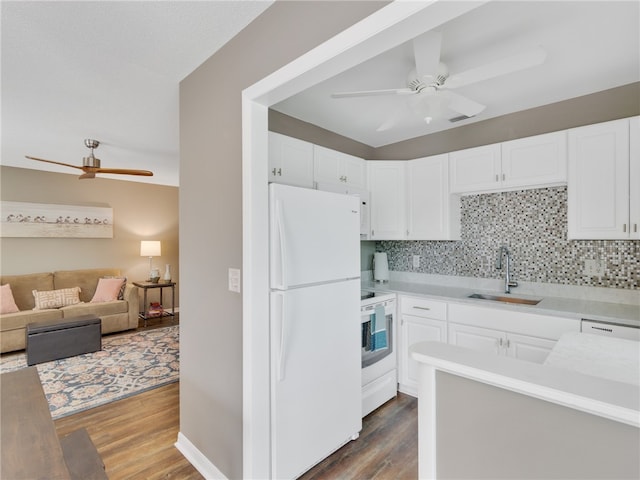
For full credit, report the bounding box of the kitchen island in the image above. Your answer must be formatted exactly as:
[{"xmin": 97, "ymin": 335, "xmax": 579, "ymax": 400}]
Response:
[{"xmin": 410, "ymin": 340, "xmax": 639, "ymax": 479}]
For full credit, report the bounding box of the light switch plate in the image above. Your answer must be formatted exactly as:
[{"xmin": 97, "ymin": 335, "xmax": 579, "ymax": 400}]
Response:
[
  {"xmin": 228, "ymin": 268, "xmax": 241, "ymax": 293},
  {"xmin": 412, "ymin": 255, "xmax": 420, "ymax": 268}
]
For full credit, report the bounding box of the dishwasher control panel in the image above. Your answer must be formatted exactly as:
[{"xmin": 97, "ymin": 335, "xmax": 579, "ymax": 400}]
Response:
[{"xmin": 581, "ymin": 319, "xmax": 640, "ymax": 341}]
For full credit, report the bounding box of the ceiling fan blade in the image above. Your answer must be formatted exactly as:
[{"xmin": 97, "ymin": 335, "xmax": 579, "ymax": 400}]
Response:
[
  {"xmin": 25, "ymin": 156, "xmax": 84, "ymax": 171},
  {"xmin": 444, "ymin": 91, "xmax": 486, "ymax": 117},
  {"xmin": 331, "ymin": 88, "xmax": 414, "ymax": 99},
  {"xmin": 445, "ymin": 46, "xmax": 547, "ymax": 89},
  {"xmin": 413, "ymin": 31, "xmax": 442, "ymax": 80},
  {"xmin": 93, "ymin": 168, "xmax": 154, "ymax": 176}
]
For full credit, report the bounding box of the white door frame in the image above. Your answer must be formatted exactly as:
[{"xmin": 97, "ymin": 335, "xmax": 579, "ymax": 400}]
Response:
[{"xmin": 241, "ymin": 1, "xmax": 487, "ymax": 477}]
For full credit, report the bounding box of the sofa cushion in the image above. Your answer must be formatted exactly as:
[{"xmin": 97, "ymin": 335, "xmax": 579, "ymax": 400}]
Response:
[
  {"xmin": 1, "ymin": 284, "xmax": 20, "ymax": 314},
  {"xmin": 62, "ymin": 300, "xmax": 128, "ymax": 318},
  {"xmin": 0, "ymin": 272, "xmax": 54, "ymax": 311},
  {"xmin": 33, "ymin": 287, "xmax": 82, "ymax": 310},
  {"xmin": 0, "ymin": 308, "xmax": 64, "ymax": 331},
  {"xmin": 91, "ymin": 278, "xmax": 125, "ymax": 303},
  {"xmin": 54, "ymin": 268, "xmax": 121, "ymax": 303}
]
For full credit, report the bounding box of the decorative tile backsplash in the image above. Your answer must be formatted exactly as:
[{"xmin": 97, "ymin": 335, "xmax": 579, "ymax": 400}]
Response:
[{"xmin": 378, "ymin": 187, "xmax": 639, "ymax": 290}]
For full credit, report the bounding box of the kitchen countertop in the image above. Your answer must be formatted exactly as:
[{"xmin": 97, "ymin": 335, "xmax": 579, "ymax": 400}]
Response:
[{"xmin": 362, "ymin": 278, "xmax": 640, "ymax": 328}]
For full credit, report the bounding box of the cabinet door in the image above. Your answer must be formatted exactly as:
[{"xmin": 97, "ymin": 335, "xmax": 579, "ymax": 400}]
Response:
[
  {"xmin": 399, "ymin": 314, "xmax": 447, "ymax": 396},
  {"xmin": 369, "ymin": 161, "xmax": 406, "ymax": 240},
  {"xmin": 505, "ymin": 333, "xmax": 555, "ymax": 364},
  {"xmin": 449, "ymin": 144, "xmax": 501, "ymax": 194},
  {"xmin": 567, "ymin": 118, "xmax": 630, "ymax": 239},
  {"xmin": 313, "ymin": 145, "xmax": 366, "ymax": 190},
  {"xmin": 268, "ymin": 132, "xmax": 314, "ymax": 188},
  {"xmin": 501, "ymin": 131, "xmax": 567, "ymax": 189},
  {"xmin": 407, "ymin": 154, "xmax": 460, "ymax": 240},
  {"xmin": 342, "ymin": 155, "xmax": 367, "ymax": 190},
  {"xmin": 630, "ymin": 116, "xmax": 639, "ymax": 239},
  {"xmin": 448, "ymin": 323, "xmax": 504, "ymax": 356}
]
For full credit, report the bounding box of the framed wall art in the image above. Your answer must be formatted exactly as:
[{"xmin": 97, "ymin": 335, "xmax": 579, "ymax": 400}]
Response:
[{"xmin": 0, "ymin": 201, "xmax": 113, "ymax": 238}]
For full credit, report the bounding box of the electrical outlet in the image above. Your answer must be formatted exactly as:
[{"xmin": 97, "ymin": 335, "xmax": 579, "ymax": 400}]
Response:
[
  {"xmin": 228, "ymin": 268, "xmax": 241, "ymax": 293},
  {"xmin": 584, "ymin": 259, "xmax": 605, "ymax": 277},
  {"xmin": 412, "ymin": 255, "xmax": 420, "ymax": 269}
]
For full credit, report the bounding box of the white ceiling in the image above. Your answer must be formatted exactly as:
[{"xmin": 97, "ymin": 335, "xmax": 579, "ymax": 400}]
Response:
[
  {"xmin": 2, "ymin": 2, "xmax": 638, "ymax": 187},
  {"xmin": 1, "ymin": 0, "xmax": 272, "ymax": 186},
  {"xmin": 274, "ymin": 1, "xmax": 640, "ymax": 148}
]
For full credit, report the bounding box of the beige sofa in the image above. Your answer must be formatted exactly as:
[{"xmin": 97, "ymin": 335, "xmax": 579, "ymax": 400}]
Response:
[{"xmin": 0, "ymin": 268, "xmax": 139, "ymax": 354}]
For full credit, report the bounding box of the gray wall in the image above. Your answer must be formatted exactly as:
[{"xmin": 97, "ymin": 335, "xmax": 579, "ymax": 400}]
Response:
[
  {"xmin": 179, "ymin": 2, "xmax": 387, "ymax": 478},
  {"xmin": 0, "ymin": 166, "xmax": 179, "ymax": 308},
  {"xmin": 436, "ymin": 372, "xmax": 639, "ymax": 479},
  {"xmin": 380, "ymin": 187, "xmax": 639, "ymax": 290}
]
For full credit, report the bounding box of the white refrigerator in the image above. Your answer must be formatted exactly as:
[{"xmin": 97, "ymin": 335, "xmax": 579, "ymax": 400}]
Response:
[{"xmin": 269, "ymin": 183, "xmax": 362, "ymax": 479}]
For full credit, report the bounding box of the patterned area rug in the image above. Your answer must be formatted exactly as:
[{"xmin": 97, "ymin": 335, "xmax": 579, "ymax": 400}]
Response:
[{"xmin": 0, "ymin": 325, "xmax": 179, "ymax": 419}]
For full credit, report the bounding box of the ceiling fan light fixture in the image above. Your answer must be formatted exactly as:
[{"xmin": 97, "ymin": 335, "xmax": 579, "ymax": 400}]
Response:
[{"xmin": 82, "ymin": 155, "xmax": 100, "ymax": 168}]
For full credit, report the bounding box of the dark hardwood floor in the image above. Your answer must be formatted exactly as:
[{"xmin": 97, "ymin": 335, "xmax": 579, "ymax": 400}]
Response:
[
  {"xmin": 300, "ymin": 393, "xmax": 418, "ymax": 480},
  {"xmin": 54, "ymin": 315, "xmax": 418, "ymax": 479}
]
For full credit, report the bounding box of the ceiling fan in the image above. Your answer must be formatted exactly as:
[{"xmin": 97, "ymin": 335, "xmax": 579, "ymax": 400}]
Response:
[
  {"xmin": 25, "ymin": 139, "xmax": 153, "ymax": 179},
  {"xmin": 331, "ymin": 31, "xmax": 547, "ymax": 129}
]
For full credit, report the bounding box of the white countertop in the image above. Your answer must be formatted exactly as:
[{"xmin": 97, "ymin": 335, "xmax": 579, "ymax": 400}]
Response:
[
  {"xmin": 411, "ymin": 341, "xmax": 640, "ymax": 427},
  {"xmin": 362, "ymin": 275, "xmax": 640, "ymax": 328}
]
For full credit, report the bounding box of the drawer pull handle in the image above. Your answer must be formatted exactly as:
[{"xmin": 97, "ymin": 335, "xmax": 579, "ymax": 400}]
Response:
[{"xmin": 414, "ymin": 306, "xmax": 431, "ymax": 311}]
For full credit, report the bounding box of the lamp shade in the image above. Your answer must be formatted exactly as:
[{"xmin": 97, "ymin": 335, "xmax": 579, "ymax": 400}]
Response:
[{"xmin": 140, "ymin": 240, "xmax": 161, "ymax": 257}]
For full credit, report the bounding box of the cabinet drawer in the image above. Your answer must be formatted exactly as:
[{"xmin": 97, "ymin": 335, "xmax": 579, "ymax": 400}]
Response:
[{"xmin": 400, "ymin": 296, "xmax": 447, "ymax": 320}]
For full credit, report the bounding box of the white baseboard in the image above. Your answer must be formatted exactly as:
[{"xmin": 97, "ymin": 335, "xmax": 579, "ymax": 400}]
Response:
[{"xmin": 175, "ymin": 432, "xmax": 228, "ymax": 479}]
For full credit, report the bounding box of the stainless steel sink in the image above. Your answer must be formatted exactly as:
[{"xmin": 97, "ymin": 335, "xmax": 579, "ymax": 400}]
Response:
[{"xmin": 468, "ymin": 293, "xmax": 541, "ymax": 306}]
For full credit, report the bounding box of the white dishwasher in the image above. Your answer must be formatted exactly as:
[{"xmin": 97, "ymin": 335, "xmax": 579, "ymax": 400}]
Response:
[{"xmin": 581, "ymin": 319, "xmax": 640, "ymax": 341}]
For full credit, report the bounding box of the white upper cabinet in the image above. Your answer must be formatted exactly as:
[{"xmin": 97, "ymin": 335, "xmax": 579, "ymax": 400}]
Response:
[
  {"xmin": 313, "ymin": 145, "xmax": 367, "ymax": 191},
  {"xmin": 406, "ymin": 154, "xmax": 460, "ymax": 240},
  {"xmin": 450, "ymin": 131, "xmax": 567, "ymax": 194},
  {"xmin": 449, "ymin": 144, "xmax": 501, "ymax": 193},
  {"xmin": 568, "ymin": 117, "xmax": 638, "ymax": 239},
  {"xmin": 268, "ymin": 132, "xmax": 314, "ymax": 188},
  {"xmin": 368, "ymin": 161, "xmax": 406, "ymax": 240},
  {"xmin": 501, "ymin": 131, "xmax": 567, "ymax": 189}
]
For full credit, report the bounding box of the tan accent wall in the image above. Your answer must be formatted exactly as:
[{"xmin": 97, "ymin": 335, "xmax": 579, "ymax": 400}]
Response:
[
  {"xmin": 179, "ymin": 2, "xmax": 388, "ymax": 477},
  {"xmin": 0, "ymin": 166, "xmax": 179, "ymax": 309}
]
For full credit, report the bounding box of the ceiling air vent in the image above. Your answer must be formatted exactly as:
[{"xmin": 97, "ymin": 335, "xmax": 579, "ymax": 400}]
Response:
[{"xmin": 449, "ymin": 115, "xmax": 474, "ymax": 123}]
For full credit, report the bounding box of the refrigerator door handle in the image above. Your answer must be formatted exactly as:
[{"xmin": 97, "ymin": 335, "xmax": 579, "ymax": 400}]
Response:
[
  {"xmin": 275, "ymin": 199, "xmax": 287, "ymax": 290},
  {"xmin": 275, "ymin": 293, "xmax": 287, "ymax": 382}
]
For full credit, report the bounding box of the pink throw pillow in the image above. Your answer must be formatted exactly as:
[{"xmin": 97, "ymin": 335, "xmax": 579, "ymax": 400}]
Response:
[
  {"xmin": 1, "ymin": 284, "xmax": 20, "ymax": 314},
  {"xmin": 90, "ymin": 278, "xmax": 125, "ymax": 303}
]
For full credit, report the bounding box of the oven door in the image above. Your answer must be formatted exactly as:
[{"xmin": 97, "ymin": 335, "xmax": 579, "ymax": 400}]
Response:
[{"xmin": 361, "ymin": 308, "xmax": 393, "ymax": 368}]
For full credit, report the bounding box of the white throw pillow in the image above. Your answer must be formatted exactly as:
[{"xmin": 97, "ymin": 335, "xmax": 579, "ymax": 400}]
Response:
[{"xmin": 33, "ymin": 287, "xmax": 81, "ymax": 310}]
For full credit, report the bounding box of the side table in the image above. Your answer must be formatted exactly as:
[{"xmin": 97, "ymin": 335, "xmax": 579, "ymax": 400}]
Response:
[{"xmin": 133, "ymin": 281, "xmax": 176, "ymax": 326}]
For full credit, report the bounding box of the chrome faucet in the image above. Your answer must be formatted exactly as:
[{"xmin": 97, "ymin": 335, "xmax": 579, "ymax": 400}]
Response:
[{"xmin": 496, "ymin": 246, "xmax": 518, "ymax": 294}]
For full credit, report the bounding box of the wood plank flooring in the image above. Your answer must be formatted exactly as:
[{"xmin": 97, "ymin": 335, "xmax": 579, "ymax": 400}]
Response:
[
  {"xmin": 54, "ymin": 382, "xmax": 202, "ymax": 480},
  {"xmin": 52, "ymin": 314, "xmax": 418, "ymax": 479},
  {"xmin": 300, "ymin": 393, "xmax": 418, "ymax": 480}
]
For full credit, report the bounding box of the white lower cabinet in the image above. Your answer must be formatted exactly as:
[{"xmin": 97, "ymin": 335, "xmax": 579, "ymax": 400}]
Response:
[
  {"xmin": 448, "ymin": 323, "xmax": 556, "ymax": 363},
  {"xmin": 398, "ymin": 296, "xmax": 447, "ymax": 396},
  {"xmin": 447, "ymin": 302, "xmax": 579, "ymax": 364},
  {"xmin": 505, "ymin": 332, "xmax": 557, "ymax": 363}
]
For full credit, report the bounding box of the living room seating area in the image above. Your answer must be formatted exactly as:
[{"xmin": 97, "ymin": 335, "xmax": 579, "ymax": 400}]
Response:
[{"xmin": 0, "ymin": 268, "xmax": 139, "ymax": 353}]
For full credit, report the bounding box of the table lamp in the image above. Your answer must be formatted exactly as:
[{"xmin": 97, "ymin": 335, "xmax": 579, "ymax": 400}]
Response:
[{"xmin": 140, "ymin": 240, "xmax": 161, "ymax": 282}]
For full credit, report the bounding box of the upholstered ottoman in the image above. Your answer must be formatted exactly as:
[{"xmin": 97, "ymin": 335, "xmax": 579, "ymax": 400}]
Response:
[{"xmin": 26, "ymin": 314, "xmax": 102, "ymax": 365}]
